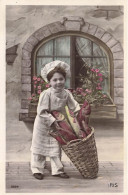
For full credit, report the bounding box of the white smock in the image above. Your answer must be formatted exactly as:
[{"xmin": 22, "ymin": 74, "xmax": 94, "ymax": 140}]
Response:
[{"xmin": 30, "ymin": 87, "xmax": 80, "ymax": 157}]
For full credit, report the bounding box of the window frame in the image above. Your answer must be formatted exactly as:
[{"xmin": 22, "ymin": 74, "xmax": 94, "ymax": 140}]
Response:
[{"xmin": 32, "ymin": 32, "xmax": 114, "ymax": 99}]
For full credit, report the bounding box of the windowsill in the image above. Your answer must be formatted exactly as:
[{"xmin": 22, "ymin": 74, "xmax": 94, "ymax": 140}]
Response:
[{"xmin": 19, "ymin": 103, "xmax": 117, "ymax": 122}]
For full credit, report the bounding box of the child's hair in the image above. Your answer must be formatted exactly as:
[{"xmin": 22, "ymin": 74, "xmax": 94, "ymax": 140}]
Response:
[{"xmin": 47, "ymin": 66, "xmax": 66, "ymax": 82}]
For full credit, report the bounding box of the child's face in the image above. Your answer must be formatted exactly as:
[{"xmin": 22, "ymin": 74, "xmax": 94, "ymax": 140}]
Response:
[{"xmin": 49, "ymin": 72, "xmax": 65, "ymax": 91}]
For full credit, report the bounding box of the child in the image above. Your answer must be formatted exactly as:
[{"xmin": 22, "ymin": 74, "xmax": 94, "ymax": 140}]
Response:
[{"xmin": 30, "ymin": 60, "xmax": 80, "ymax": 180}]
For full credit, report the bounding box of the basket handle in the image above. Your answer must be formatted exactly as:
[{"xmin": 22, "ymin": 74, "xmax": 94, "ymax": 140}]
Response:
[{"xmin": 66, "ymin": 139, "xmax": 81, "ymax": 146}]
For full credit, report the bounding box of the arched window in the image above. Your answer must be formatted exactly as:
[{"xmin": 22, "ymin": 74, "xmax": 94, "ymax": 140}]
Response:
[{"xmin": 33, "ymin": 35, "xmax": 111, "ymax": 97}]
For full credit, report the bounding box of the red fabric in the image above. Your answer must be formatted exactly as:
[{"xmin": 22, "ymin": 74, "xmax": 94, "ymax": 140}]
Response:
[
  {"xmin": 50, "ymin": 100, "xmax": 92, "ymax": 145},
  {"xmin": 50, "ymin": 111, "xmax": 78, "ymax": 145},
  {"xmin": 77, "ymin": 100, "xmax": 91, "ymax": 136}
]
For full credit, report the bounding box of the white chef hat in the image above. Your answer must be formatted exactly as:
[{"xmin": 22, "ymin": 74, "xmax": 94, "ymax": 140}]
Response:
[{"xmin": 41, "ymin": 60, "xmax": 71, "ymax": 82}]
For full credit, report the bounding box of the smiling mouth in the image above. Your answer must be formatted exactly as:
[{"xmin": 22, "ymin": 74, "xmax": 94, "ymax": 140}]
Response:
[{"xmin": 57, "ymin": 85, "xmax": 63, "ymax": 87}]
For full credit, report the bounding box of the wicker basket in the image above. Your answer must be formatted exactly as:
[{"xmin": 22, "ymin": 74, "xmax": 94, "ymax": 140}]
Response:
[{"xmin": 61, "ymin": 127, "xmax": 99, "ymax": 178}]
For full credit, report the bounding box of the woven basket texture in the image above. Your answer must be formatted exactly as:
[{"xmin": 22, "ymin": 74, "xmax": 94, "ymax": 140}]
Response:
[{"xmin": 62, "ymin": 127, "xmax": 99, "ymax": 178}]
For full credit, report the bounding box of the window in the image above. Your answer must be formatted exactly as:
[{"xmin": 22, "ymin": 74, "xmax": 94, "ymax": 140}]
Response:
[{"xmin": 34, "ymin": 35, "xmax": 110, "ymax": 96}]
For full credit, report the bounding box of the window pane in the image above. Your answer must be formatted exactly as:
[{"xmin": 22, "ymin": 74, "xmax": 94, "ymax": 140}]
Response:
[
  {"xmin": 37, "ymin": 40, "xmax": 53, "ymax": 56},
  {"xmin": 36, "ymin": 58, "xmax": 53, "ymax": 76},
  {"xmin": 76, "ymin": 37, "xmax": 92, "ymax": 56},
  {"xmin": 54, "ymin": 57, "xmax": 70, "ymax": 65},
  {"xmin": 76, "ymin": 57, "xmax": 92, "ymax": 67},
  {"xmin": 75, "ymin": 57, "xmax": 92, "ymax": 88},
  {"xmin": 54, "ymin": 36, "xmax": 70, "ymax": 56},
  {"xmin": 93, "ymin": 43, "xmax": 107, "ymax": 57},
  {"xmin": 75, "ymin": 36, "xmax": 110, "ymax": 94}
]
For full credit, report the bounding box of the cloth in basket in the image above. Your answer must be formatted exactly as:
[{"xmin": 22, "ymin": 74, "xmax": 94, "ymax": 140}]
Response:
[{"xmin": 49, "ymin": 111, "xmax": 78, "ymax": 145}]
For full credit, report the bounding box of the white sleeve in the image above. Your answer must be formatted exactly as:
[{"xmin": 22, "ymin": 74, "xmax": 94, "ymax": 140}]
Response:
[
  {"xmin": 66, "ymin": 90, "xmax": 80, "ymax": 113},
  {"xmin": 37, "ymin": 90, "xmax": 55, "ymax": 126}
]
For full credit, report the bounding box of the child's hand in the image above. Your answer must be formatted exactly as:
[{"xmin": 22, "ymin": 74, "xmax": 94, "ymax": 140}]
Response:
[{"xmin": 51, "ymin": 121, "xmax": 60, "ymax": 129}]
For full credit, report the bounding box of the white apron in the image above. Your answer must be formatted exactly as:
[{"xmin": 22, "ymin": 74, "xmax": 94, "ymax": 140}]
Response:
[{"xmin": 30, "ymin": 87, "xmax": 80, "ymax": 157}]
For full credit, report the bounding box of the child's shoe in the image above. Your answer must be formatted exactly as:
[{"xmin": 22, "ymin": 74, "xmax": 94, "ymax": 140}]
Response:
[
  {"xmin": 53, "ymin": 172, "xmax": 69, "ymax": 178},
  {"xmin": 33, "ymin": 173, "xmax": 44, "ymax": 180}
]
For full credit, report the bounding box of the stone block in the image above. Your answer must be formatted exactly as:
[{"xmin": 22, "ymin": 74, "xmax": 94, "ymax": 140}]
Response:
[
  {"xmin": 42, "ymin": 26, "xmax": 52, "ymax": 38},
  {"xmin": 114, "ymin": 97, "xmax": 123, "ymax": 105},
  {"xmin": 113, "ymin": 51, "xmax": 124, "ymax": 60},
  {"xmin": 22, "ymin": 84, "xmax": 31, "ymax": 92},
  {"xmin": 22, "ymin": 49, "xmax": 31, "ymax": 60},
  {"xmin": 21, "ymin": 76, "xmax": 31, "ymax": 84},
  {"xmin": 111, "ymin": 42, "xmax": 123, "ymax": 53},
  {"xmin": 92, "ymin": 10, "xmax": 107, "ymax": 18},
  {"xmin": 23, "ymin": 42, "xmax": 33, "ymax": 52},
  {"xmin": 21, "ymin": 100, "xmax": 29, "ymax": 109},
  {"xmin": 64, "ymin": 16, "xmax": 83, "ymax": 21},
  {"xmin": 6, "ymin": 44, "xmax": 18, "ymax": 54},
  {"xmin": 6, "ymin": 54, "xmax": 17, "ymax": 65},
  {"xmin": 94, "ymin": 27, "xmax": 105, "ymax": 39},
  {"xmin": 20, "ymin": 109, "xmax": 29, "ymax": 114},
  {"xmin": 114, "ymin": 88, "xmax": 123, "ymax": 97},
  {"xmin": 34, "ymin": 28, "xmax": 45, "ymax": 41},
  {"xmin": 116, "ymin": 105, "xmax": 123, "ymax": 111},
  {"xmin": 21, "ymin": 91, "xmax": 31, "ymax": 99},
  {"xmin": 22, "ymin": 60, "xmax": 31, "ymax": 68},
  {"xmin": 114, "ymin": 69, "xmax": 123, "ymax": 78},
  {"xmin": 19, "ymin": 113, "xmax": 29, "ymax": 121},
  {"xmin": 34, "ymin": 26, "xmax": 52, "ymax": 40},
  {"xmin": 27, "ymin": 35, "xmax": 39, "ymax": 46},
  {"xmin": 113, "ymin": 60, "xmax": 123, "ymax": 69},
  {"xmin": 101, "ymin": 32, "xmax": 112, "ymax": 43},
  {"xmin": 21, "ymin": 67, "xmax": 31, "ymax": 75},
  {"xmin": 114, "ymin": 78, "xmax": 123, "ymax": 88},
  {"xmin": 81, "ymin": 22, "xmax": 89, "ymax": 33},
  {"xmin": 65, "ymin": 21, "xmax": 81, "ymax": 31},
  {"xmin": 87, "ymin": 24, "xmax": 97, "ymax": 35},
  {"xmin": 106, "ymin": 37, "xmax": 118, "ymax": 48},
  {"xmin": 117, "ymin": 109, "xmax": 124, "ymax": 115},
  {"xmin": 48, "ymin": 22, "xmax": 66, "ymax": 34}
]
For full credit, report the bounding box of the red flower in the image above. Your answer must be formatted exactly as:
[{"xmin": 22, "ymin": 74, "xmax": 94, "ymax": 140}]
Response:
[
  {"xmin": 98, "ymin": 73, "xmax": 102, "ymax": 76},
  {"xmin": 79, "ymin": 88, "xmax": 84, "ymax": 92},
  {"xmin": 32, "ymin": 93, "xmax": 35, "ymax": 97},
  {"xmin": 95, "ymin": 69, "xmax": 99, "ymax": 73},
  {"xmin": 37, "ymin": 78, "xmax": 41, "ymax": 81},
  {"xmin": 96, "ymin": 86, "xmax": 102, "ymax": 90},
  {"xmin": 46, "ymin": 84, "xmax": 50, "ymax": 88},
  {"xmin": 37, "ymin": 90, "xmax": 41, "ymax": 94},
  {"xmin": 38, "ymin": 86, "xmax": 41, "ymax": 89},
  {"xmin": 91, "ymin": 68, "xmax": 95, "ymax": 72},
  {"xmin": 88, "ymin": 90, "xmax": 92, "ymax": 94},
  {"xmin": 34, "ymin": 85, "xmax": 36, "ymax": 88},
  {"xmin": 99, "ymin": 77, "xmax": 103, "ymax": 82},
  {"xmin": 85, "ymin": 89, "xmax": 89, "ymax": 92},
  {"xmin": 81, "ymin": 92, "xmax": 86, "ymax": 96},
  {"xmin": 33, "ymin": 76, "xmax": 37, "ymax": 81},
  {"xmin": 28, "ymin": 97, "xmax": 32, "ymax": 100},
  {"xmin": 34, "ymin": 81, "xmax": 37, "ymax": 84}
]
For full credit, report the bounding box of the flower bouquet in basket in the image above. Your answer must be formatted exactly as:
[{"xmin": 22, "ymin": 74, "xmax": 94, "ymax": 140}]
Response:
[{"xmin": 49, "ymin": 100, "xmax": 99, "ymax": 179}]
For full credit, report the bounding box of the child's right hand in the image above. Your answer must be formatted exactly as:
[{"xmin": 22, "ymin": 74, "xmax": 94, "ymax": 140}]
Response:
[{"xmin": 51, "ymin": 121, "xmax": 60, "ymax": 129}]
